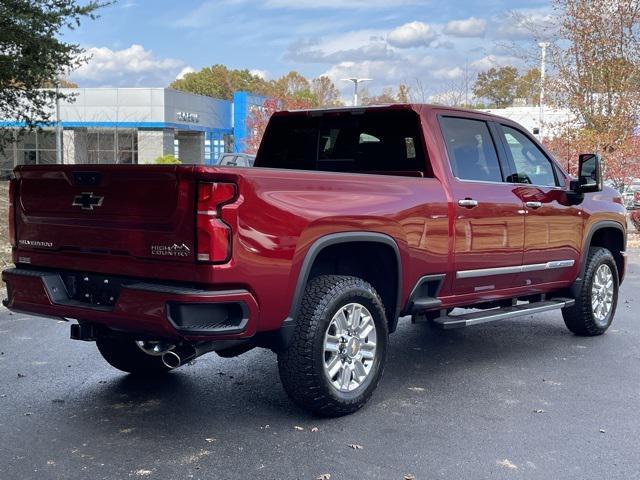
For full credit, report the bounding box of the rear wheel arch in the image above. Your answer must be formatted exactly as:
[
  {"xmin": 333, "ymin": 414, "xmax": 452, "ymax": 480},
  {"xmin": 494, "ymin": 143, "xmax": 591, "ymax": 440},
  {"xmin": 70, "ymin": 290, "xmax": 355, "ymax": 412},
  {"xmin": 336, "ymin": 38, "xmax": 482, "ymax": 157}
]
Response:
[{"xmin": 286, "ymin": 232, "xmax": 403, "ymax": 333}]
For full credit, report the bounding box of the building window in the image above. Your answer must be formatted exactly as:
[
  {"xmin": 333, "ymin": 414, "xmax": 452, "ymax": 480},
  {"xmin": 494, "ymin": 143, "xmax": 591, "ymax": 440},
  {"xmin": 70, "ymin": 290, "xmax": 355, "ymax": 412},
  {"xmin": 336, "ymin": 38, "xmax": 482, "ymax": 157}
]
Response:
[
  {"xmin": 0, "ymin": 130, "xmax": 15, "ymax": 177},
  {"xmin": 204, "ymin": 138, "xmax": 211, "ymax": 163},
  {"xmin": 117, "ymin": 129, "xmax": 137, "ymax": 164},
  {"xmin": 87, "ymin": 129, "xmax": 138, "ymax": 164},
  {"xmin": 38, "ymin": 130, "xmax": 57, "ymax": 164},
  {"xmin": 16, "ymin": 130, "xmax": 37, "ymax": 165}
]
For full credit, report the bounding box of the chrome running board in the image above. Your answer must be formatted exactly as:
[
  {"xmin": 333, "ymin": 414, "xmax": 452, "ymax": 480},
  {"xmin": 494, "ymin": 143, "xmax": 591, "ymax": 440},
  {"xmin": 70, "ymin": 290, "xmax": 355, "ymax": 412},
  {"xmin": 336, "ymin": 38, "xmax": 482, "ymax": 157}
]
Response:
[{"xmin": 431, "ymin": 298, "xmax": 575, "ymax": 329}]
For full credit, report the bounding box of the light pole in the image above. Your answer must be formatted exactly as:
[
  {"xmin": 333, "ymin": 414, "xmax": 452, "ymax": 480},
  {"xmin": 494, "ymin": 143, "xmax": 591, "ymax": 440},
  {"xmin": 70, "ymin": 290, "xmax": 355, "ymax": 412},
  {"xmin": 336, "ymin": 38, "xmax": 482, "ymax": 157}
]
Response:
[
  {"xmin": 538, "ymin": 42, "xmax": 549, "ymax": 141},
  {"xmin": 55, "ymin": 77, "xmax": 62, "ymax": 164},
  {"xmin": 341, "ymin": 78, "xmax": 371, "ymax": 106}
]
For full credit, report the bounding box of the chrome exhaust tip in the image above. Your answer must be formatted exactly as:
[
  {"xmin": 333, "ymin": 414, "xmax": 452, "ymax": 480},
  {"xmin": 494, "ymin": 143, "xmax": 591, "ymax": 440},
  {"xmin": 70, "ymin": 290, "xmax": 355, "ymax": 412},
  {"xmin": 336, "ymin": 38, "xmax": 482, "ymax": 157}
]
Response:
[{"xmin": 161, "ymin": 350, "xmax": 182, "ymax": 369}]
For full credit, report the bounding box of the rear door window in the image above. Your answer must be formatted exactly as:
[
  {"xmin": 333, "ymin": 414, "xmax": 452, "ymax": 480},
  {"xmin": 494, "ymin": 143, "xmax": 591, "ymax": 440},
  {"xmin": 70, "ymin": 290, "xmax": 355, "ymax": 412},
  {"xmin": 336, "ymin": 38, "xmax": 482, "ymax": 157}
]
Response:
[{"xmin": 438, "ymin": 116, "xmax": 503, "ymax": 183}]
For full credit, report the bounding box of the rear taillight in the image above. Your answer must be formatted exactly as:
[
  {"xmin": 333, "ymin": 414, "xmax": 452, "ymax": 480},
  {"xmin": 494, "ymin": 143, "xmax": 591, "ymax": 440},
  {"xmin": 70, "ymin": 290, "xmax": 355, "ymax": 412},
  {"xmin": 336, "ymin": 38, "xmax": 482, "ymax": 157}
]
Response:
[
  {"xmin": 8, "ymin": 178, "xmax": 16, "ymax": 247},
  {"xmin": 196, "ymin": 182, "xmax": 236, "ymax": 263}
]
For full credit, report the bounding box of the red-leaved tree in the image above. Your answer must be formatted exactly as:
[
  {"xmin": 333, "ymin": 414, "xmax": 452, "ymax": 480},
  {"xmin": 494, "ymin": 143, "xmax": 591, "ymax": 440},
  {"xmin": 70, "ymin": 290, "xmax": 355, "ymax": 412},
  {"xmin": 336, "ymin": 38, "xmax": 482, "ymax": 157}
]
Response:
[
  {"xmin": 243, "ymin": 97, "xmax": 313, "ymax": 154},
  {"xmin": 544, "ymin": 127, "xmax": 640, "ymax": 191}
]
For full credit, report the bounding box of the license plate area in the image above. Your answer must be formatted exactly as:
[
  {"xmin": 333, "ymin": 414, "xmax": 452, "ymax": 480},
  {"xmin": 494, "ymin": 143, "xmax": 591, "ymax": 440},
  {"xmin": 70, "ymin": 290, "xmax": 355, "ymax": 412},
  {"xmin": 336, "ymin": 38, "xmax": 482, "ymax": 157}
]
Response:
[{"xmin": 61, "ymin": 273, "xmax": 122, "ymax": 308}]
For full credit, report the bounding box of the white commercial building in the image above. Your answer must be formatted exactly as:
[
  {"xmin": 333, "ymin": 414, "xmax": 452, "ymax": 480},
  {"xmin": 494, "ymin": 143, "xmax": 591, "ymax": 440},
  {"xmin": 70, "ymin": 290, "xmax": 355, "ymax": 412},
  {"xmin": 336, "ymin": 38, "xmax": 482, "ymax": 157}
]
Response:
[{"xmin": 0, "ymin": 88, "xmax": 236, "ymax": 176}]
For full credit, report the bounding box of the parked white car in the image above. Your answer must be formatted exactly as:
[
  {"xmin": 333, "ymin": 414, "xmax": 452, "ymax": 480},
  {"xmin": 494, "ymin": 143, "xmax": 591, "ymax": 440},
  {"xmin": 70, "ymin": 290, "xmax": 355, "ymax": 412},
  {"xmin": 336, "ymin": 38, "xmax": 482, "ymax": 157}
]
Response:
[{"xmin": 218, "ymin": 153, "xmax": 255, "ymax": 167}]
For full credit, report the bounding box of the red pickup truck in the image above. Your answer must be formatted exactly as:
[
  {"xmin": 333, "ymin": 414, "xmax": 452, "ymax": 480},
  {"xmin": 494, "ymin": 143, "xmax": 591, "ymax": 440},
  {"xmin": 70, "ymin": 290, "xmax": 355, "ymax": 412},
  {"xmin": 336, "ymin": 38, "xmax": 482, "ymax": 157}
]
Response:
[{"xmin": 3, "ymin": 104, "xmax": 627, "ymax": 416}]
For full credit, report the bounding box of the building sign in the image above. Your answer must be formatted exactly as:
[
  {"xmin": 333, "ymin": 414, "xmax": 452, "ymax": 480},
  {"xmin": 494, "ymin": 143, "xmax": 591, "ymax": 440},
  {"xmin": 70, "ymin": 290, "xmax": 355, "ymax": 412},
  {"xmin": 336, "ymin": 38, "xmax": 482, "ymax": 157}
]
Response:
[{"xmin": 176, "ymin": 111, "xmax": 200, "ymax": 123}]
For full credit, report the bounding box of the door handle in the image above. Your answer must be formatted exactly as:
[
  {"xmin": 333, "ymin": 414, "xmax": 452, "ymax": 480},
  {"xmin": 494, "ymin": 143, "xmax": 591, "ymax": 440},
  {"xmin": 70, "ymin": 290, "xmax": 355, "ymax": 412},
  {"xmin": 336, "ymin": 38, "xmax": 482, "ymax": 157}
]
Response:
[
  {"xmin": 525, "ymin": 201, "xmax": 542, "ymax": 209},
  {"xmin": 458, "ymin": 199, "xmax": 478, "ymax": 208}
]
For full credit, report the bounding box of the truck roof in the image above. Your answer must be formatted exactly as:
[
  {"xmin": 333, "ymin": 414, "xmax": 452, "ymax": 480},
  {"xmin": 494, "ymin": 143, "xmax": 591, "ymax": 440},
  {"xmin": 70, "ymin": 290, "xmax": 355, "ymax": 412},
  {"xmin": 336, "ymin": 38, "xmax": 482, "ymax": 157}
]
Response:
[{"xmin": 276, "ymin": 103, "xmax": 514, "ymax": 123}]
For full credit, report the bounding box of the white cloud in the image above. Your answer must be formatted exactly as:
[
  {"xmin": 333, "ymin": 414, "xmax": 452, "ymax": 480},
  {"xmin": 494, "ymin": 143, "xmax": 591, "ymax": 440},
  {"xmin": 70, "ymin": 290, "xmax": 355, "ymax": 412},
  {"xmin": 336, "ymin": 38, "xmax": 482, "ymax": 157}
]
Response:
[
  {"xmin": 176, "ymin": 66, "xmax": 195, "ymax": 80},
  {"xmin": 494, "ymin": 8, "xmax": 556, "ymax": 40},
  {"xmin": 444, "ymin": 17, "xmax": 486, "ymax": 38},
  {"xmin": 387, "ymin": 21, "xmax": 436, "ymax": 48},
  {"xmin": 323, "ymin": 60, "xmax": 407, "ymax": 86},
  {"xmin": 71, "ymin": 44, "xmax": 186, "ymax": 87},
  {"xmin": 285, "ymin": 29, "xmax": 396, "ymax": 63},
  {"xmin": 470, "ymin": 54, "xmax": 521, "ymax": 71},
  {"xmin": 250, "ymin": 69, "xmax": 269, "ymax": 80},
  {"xmin": 433, "ymin": 67, "xmax": 464, "ymax": 80}
]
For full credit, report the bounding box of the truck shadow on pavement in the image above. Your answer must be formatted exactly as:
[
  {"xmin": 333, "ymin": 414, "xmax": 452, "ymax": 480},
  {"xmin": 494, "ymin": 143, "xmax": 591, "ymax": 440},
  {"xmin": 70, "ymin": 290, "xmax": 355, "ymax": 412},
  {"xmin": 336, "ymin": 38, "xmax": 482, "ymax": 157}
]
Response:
[{"xmin": 64, "ymin": 314, "xmax": 591, "ymax": 436}]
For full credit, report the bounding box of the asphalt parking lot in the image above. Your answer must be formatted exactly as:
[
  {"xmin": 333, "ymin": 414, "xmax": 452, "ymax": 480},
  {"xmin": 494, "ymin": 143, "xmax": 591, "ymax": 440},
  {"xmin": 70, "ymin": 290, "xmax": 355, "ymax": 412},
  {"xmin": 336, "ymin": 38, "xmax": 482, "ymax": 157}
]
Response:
[{"xmin": 1, "ymin": 252, "xmax": 640, "ymax": 480}]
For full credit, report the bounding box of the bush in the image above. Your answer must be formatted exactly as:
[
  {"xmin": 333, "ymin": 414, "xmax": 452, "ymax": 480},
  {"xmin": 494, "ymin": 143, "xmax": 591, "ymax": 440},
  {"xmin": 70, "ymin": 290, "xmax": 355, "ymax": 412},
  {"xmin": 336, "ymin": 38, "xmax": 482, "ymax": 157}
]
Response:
[
  {"xmin": 630, "ymin": 210, "xmax": 640, "ymax": 232},
  {"xmin": 154, "ymin": 155, "xmax": 181, "ymax": 165}
]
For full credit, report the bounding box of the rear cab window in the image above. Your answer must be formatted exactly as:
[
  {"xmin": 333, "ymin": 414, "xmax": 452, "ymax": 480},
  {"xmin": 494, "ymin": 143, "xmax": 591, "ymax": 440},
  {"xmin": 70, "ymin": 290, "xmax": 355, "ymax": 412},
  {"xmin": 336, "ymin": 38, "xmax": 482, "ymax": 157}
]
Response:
[{"xmin": 254, "ymin": 109, "xmax": 431, "ymax": 177}]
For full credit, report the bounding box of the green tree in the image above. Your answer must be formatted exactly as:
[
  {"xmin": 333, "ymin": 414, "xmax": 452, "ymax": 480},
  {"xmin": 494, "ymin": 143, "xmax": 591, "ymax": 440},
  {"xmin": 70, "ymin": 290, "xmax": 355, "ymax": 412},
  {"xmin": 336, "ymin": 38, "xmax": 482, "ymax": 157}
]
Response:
[
  {"xmin": 0, "ymin": 0, "xmax": 106, "ymax": 145},
  {"xmin": 154, "ymin": 154, "xmax": 181, "ymax": 165},
  {"xmin": 515, "ymin": 68, "xmax": 541, "ymax": 105},
  {"xmin": 170, "ymin": 64, "xmax": 271, "ymax": 100},
  {"xmin": 41, "ymin": 78, "xmax": 78, "ymax": 88},
  {"xmin": 311, "ymin": 76, "xmax": 342, "ymax": 107},
  {"xmin": 473, "ymin": 66, "xmax": 519, "ymax": 107},
  {"xmin": 270, "ymin": 71, "xmax": 316, "ymax": 104}
]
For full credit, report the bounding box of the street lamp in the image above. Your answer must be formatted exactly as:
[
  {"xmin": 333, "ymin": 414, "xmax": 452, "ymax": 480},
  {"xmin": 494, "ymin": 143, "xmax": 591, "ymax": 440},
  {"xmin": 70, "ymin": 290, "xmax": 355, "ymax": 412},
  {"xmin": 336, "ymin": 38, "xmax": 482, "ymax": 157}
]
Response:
[
  {"xmin": 341, "ymin": 78, "xmax": 371, "ymax": 106},
  {"xmin": 538, "ymin": 42, "xmax": 549, "ymax": 141},
  {"xmin": 55, "ymin": 78, "xmax": 62, "ymax": 164}
]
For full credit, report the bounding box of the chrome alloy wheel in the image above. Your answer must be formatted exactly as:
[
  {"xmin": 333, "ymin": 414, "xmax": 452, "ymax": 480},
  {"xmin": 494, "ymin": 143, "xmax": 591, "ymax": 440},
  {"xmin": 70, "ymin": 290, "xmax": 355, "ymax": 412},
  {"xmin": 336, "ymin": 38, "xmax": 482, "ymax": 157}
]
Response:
[
  {"xmin": 591, "ymin": 263, "xmax": 614, "ymax": 326},
  {"xmin": 323, "ymin": 302, "xmax": 377, "ymax": 392}
]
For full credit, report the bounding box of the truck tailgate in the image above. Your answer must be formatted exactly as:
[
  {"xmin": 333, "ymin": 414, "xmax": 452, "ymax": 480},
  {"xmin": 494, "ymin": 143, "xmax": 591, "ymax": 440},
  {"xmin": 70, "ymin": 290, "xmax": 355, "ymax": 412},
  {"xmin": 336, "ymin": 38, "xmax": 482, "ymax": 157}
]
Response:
[{"xmin": 14, "ymin": 165, "xmax": 197, "ymax": 264}]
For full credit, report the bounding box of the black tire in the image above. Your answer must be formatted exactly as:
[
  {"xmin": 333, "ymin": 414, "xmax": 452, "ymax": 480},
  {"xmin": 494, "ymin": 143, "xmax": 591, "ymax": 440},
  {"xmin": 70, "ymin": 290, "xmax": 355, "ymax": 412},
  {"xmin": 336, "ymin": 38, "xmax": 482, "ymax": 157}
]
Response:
[
  {"xmin": 96, "ymin": 337, "xmax": 172, "ymax": 375},
  {"xmin": 277, "ymin": 275, "xmax": 389, "ymax": 417},
  {"xmin": 562, "ymin": 247, "xmax": 619, "ymax": 336}
]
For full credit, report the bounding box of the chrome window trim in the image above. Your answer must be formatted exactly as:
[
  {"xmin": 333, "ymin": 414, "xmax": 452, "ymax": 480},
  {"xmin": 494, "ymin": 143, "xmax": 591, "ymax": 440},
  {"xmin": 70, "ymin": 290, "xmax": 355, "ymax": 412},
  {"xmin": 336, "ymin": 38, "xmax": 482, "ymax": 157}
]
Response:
[{"xmin": 456, "ymin": 260, "xmax": 575, "ymax": 279}]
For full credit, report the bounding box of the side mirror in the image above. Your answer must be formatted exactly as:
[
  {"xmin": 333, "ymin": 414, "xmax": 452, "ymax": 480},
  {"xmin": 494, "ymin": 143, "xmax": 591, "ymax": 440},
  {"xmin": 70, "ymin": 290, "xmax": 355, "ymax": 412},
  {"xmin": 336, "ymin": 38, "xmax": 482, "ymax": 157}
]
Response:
[{"xmin": 574, "ymin": 153, "xmax": 603, "ymax": 193}]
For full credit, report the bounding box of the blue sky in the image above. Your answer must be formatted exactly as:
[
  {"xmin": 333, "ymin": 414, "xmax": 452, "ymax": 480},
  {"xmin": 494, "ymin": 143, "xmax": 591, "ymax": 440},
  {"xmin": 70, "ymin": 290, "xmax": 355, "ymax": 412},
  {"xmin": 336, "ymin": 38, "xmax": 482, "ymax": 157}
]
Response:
[{"xmin": 64, "ymin": 0, "xmax": 553, "ymax": 100}]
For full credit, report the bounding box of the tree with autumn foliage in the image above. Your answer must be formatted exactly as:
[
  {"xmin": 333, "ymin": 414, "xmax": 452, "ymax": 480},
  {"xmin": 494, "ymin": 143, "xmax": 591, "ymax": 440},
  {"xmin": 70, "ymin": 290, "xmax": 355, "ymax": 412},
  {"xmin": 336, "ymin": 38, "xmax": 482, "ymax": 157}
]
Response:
[
  {"xmin": 542, "ymin": 0, "xmax": 640, "ymax": 192},
  {"xmin": 545, "ymin": 127, "xmax": 640, "ymax": 191},
  {"xmin": 311, "ymin": 76, "xmax": 342, "ymax": 107},
  {"xmin": 241, "ymin": 73, "xmax": 346, "ymax": 153},
  {"xmin": 243, "ymin": 96, "xmax": 315, "ymax": 154}
]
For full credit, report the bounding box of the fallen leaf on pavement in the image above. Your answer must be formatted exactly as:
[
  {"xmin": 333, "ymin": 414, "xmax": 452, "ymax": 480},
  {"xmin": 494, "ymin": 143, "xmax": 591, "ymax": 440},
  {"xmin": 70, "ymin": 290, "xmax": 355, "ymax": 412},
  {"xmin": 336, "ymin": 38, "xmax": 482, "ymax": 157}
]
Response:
[
  {"xmin": 497, "ymin": 459, "xmax": 518, "ymax": 470},
  {"xmin": 294, "ymin": 426, "xmax": 304, "ymax": 431},
  {"xmin": 408, "ymin": 387, "xmax": 426, "ymax": 392},
  {"xmin": 348, "ymin": 444, "xmax": 363, "ymax": 450},
  {"xmin": 316, "ymin": 474, "xmax": 330, "ymax": 480},
  {"xmin": 311, "ymin": 427, "xmax": 319, "ymax": 432},
  {"xmin": 404, "ymin": 475, "xmax": 416, "ymax": 480},
  {"xmin": 533, "ymin": 409, "xmax": 545, "ymax": 414},
  {"xmin": 205, "ymin": 438, "xmax": 216, "ymax": 443}
]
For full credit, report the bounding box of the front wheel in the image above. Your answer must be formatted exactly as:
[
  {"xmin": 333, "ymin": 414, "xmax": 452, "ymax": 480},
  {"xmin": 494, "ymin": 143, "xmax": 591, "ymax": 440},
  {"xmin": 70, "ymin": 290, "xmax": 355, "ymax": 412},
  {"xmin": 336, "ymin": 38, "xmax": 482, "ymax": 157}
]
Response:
[
  {"xmin": 562, "ymin": 247, "xmax": 619, "ymax": 336},
  {"xmin": 277, "ymin": 275, "xmax": 388, "ymax": 416}
]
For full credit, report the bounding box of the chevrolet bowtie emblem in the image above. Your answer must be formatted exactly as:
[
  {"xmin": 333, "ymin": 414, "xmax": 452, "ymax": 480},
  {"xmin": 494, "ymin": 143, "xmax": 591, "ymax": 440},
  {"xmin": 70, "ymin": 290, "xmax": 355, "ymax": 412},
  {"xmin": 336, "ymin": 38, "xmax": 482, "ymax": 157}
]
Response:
[{"xmin": 72, "ymin": 192, "xmax": 104, "ymax": 210}]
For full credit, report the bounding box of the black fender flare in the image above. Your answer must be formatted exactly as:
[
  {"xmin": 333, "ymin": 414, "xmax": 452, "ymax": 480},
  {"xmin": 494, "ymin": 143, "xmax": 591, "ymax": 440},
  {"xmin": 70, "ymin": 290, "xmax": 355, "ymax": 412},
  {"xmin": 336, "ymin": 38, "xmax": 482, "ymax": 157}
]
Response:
[
  {"xmin": 576, "ymin": 220, "xmax": 626, "ymax": 285},
  {"xmin": 260, "ymin": 232, "xmax": 403, "ymax": 350}
]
